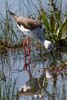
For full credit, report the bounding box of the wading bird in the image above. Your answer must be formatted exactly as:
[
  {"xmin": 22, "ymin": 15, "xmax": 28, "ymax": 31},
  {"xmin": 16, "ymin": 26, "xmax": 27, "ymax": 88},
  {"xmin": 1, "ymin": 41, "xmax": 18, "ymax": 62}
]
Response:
[{"xmin": 9, "ymin": 11, "xmax": 54, "ymax": 52}]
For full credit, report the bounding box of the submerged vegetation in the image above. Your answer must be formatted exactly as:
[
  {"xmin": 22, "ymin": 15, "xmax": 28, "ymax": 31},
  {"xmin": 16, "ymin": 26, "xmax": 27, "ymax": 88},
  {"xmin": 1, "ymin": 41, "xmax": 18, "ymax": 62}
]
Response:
[{"xmin": 0, "ymin": 0, "xmax": 67, "ymax": 100}]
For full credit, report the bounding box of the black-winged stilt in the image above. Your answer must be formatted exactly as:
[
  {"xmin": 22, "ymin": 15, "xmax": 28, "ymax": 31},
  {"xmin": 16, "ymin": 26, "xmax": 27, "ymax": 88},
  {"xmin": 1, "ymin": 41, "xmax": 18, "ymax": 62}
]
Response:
[{"xmin": 9, "ymin": 11, "xmax": 54, "ymax": 52}]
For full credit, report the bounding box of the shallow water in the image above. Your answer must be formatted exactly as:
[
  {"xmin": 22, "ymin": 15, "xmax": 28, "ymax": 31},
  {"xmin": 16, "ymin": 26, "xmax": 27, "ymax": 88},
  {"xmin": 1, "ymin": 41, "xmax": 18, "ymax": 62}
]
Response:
[
  {"xmin": 0, "ymin": 0, "xmax": 67, "ymax": 100},
  {"xmin": 0, "ymin": 49, "xmax": 66, "ymax": 100}
]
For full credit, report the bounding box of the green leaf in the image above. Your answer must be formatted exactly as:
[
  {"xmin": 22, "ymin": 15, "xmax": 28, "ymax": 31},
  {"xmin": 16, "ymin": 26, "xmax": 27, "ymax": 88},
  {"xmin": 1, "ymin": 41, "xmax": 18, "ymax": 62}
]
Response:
[
  {"xmin": 58, "ymin": 19, "xmax": 67, "ymax": 39},
  {"xmin": 56, "ymin": 10, "xmax": 61, "ymax": 22},
  {"xmin": 40, "ymin": 10, "xmax": 51, "ymax": 32},
  {"xmin": 50, "ymin": 14, "xmax": 55, "ymax": 33}
]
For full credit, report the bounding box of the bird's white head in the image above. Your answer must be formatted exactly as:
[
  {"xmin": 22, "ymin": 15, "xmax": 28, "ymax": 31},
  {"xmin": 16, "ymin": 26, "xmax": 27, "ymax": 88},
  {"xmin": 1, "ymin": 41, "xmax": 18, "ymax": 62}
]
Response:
[{"xmin": 44, "ymin": 40, "xmax": 54, "ymax": 52}]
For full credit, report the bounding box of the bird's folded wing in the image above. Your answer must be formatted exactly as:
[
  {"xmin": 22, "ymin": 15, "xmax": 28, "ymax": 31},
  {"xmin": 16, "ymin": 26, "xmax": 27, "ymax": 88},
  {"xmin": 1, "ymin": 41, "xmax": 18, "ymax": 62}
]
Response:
[{"xmin": 17, "ymin": 17, "xmax": 42, "ymax": 30}]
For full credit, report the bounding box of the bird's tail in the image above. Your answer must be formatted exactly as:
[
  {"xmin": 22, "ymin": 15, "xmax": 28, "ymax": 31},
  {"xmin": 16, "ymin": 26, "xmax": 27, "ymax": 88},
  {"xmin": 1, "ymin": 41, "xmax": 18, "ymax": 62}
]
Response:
[
  {"xmin": 9, "ymin": 11, "xmax": 16, "ymax": 16},
  {"xmin": 9, "ymin": 11, "xmax": 18, "ymax": 21}
]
